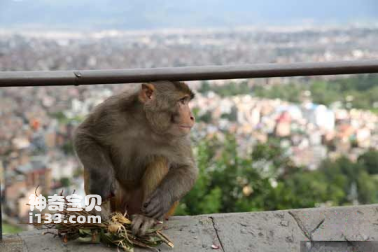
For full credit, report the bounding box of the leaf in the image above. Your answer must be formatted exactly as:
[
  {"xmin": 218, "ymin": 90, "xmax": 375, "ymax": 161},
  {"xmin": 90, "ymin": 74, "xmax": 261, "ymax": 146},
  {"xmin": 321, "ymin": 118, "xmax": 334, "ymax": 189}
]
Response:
[
  {"xmin": 75, "ymin": 236, "xmax": 100, "ymax": 244},
  {"xmin": 78, "ymin": 228, "xmax": 92, "ymax": 236},
  {"xmin": 100, "ymin": 230, "xmax": 115, "ymax": 245}
]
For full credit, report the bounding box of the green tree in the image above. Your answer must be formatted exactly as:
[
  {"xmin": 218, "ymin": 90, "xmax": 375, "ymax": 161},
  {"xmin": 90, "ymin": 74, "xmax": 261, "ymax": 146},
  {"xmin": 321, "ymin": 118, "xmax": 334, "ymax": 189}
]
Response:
[
  {"xmin": 358, "ymin": 150, "xmax": 378, "ymax": 175},
  {"xmin": 251, "ymin": 74, "xmax": 378, "ymax": 112},
  {"xmin": 176, "ymin": 135, "xmax": 378, "ymax": 216},
  {"xmin": 60, "ymin": 177, "xmax": 71, "ymax": 187},
  {"xmin": 175, "ymin": 139, "xmax": 222, "ymax": 215}
]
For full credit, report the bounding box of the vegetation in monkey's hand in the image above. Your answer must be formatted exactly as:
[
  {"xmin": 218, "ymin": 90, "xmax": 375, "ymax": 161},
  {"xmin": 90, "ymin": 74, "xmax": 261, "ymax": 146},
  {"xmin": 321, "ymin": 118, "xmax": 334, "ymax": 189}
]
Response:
[{"xmin": 30, "ymin": 195, "xmax": 174, "ymax": 252}]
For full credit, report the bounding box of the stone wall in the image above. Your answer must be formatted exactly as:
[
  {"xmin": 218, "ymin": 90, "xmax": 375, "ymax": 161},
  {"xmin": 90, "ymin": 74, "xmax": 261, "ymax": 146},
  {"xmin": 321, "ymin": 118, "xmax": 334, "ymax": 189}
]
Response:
[{"xmin": 2, "ymin": 204, "xmax": 378, "ymax": 252}]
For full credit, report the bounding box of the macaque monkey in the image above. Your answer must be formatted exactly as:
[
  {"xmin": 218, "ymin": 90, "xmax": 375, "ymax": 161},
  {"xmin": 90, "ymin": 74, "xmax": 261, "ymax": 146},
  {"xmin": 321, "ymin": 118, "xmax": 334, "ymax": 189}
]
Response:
[{"xmin": 73, "ymin": 81, "xmax": 198, "ymax": 236}]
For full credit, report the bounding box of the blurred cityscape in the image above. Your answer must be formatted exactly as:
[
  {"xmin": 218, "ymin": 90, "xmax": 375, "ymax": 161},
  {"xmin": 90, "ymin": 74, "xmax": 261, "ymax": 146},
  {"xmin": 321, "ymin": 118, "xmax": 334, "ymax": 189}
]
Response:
[{"xmin": 1, "ymin": 25, "xmax": 378, "ymax": 228}]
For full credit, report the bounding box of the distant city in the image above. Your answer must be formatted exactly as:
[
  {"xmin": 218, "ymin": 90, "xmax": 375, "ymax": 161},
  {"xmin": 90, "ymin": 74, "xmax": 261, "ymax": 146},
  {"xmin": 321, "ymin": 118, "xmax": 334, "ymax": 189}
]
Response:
[{"xmin": 1, "ymin": 25, "xmax": 378, "ymax": 227}]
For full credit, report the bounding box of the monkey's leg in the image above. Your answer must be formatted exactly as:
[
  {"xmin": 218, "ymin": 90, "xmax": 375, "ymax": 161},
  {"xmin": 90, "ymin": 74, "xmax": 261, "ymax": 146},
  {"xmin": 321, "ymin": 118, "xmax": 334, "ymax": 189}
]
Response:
[
  {"xmin": 132, "ymin": 156, "xmax": 179, "ymax": 236},
  {"xmin": 141, "ymin": 156, "xmax": 178, "ymax": 218},
  {"xmin": 86, "ymin": 177, "xmax": 141, "ymax": 220},
  {"xmin": 109, "ymin": 182, "xmax": 142, "ymax": 216}
]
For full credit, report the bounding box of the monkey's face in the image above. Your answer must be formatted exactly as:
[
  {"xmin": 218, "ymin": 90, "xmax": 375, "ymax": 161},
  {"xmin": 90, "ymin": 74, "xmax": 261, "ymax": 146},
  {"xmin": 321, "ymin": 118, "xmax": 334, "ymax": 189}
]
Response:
[
  {"xmin": 169, "ymin": 95, "xmax": 195, "ymax": 136},
  {"xmin": 139, "ymin": 82, "xmax": 195, "ymax": 137}
]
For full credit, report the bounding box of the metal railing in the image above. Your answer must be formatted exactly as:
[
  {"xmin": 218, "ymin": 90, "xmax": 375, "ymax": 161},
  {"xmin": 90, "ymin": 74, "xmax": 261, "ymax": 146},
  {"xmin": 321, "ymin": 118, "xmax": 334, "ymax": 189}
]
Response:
[
  {"xmin": 1, "ymin": 59, "xmax": 378, "ymax": 241},
  {"xmin": 1, "ymin": 60, "xmax": 378, "ymax": 87},
  {"xmin": 0, "ymin": 189, "xmax": 2, "ymax": 241}
]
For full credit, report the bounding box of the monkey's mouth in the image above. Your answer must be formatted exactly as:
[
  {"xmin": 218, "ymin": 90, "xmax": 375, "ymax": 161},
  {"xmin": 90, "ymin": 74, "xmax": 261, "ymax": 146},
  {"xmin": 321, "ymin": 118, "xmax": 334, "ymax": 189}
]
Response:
[{"xmin": 179, "ymin": 125, "xmax": 192, "ymax": 129}]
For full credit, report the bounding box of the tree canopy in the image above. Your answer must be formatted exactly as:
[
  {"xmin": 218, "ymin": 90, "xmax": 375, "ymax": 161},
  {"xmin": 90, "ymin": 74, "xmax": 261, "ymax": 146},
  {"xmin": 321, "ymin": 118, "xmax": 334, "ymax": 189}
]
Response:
[{"xmin": 176, "ymin": 136, "xmax": 378, "ymax": 215}]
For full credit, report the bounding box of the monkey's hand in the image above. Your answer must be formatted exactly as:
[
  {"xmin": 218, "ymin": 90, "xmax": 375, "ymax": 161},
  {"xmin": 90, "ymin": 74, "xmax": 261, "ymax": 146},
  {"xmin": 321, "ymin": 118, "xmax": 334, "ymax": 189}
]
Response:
[
  {"xmin": 142, "ymin": 188, "xmax": 173, "ymax": 220},
  {"xmin": 131, "ymin": 214, "xmax": 155, "ymax": 236}
]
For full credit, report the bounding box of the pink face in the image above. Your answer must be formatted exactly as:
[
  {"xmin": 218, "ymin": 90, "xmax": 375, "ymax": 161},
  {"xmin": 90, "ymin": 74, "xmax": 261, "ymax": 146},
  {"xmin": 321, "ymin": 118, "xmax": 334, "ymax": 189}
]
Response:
[
  {"xmin": 139, "ymin": 83, "xmax": 195, "ymax": 136},
  {"xmin": 172, "ymin": 96, "xmax": 195, "ymax": 136}
]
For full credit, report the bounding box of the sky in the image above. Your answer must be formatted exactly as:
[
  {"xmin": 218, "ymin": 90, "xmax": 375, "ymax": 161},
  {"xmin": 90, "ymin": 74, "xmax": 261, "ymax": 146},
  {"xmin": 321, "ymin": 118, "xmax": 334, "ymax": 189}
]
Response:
[{"xmin": 0, "ymin": 0, "xmax": 377, "ymax": 30}]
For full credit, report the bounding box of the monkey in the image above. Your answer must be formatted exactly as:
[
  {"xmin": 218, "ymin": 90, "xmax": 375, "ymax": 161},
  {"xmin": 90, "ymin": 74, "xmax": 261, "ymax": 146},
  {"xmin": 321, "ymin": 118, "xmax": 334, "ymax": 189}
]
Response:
[{"xmin": 73, "ymin": 81, "xmax": 198, "ymax": 236}]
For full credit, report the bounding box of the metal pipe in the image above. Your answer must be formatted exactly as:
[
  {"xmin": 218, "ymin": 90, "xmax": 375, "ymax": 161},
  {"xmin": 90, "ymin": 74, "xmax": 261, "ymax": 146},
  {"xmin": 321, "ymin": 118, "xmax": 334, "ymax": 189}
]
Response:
[
  {"xmin": 0, "ymin": 180, "xmax": 2, "ymax": 241},
  {"xmin": 1, "ymin": 60, "xmax": 378, "ymax": 87}
]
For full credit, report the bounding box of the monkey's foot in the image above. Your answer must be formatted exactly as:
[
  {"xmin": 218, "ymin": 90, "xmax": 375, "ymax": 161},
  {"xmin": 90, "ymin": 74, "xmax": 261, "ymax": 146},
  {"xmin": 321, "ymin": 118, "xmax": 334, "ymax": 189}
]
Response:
[{"xmin": 131, "ymin": 214, "xmax": 155, "ymax": 237}]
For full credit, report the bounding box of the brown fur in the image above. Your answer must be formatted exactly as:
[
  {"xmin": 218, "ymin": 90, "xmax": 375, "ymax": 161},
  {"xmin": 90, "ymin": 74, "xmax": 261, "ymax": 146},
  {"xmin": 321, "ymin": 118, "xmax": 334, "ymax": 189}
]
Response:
[{"xmin": 74, "ymin": 81, "xmax": 197, "ymax": 236}]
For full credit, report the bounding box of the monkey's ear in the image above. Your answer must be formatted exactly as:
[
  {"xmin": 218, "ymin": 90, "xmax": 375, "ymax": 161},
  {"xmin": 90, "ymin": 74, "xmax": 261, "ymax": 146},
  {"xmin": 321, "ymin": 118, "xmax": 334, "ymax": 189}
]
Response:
[{"xmin": 139, "ymin": 83, "xmax": 155, "ymax": 103}]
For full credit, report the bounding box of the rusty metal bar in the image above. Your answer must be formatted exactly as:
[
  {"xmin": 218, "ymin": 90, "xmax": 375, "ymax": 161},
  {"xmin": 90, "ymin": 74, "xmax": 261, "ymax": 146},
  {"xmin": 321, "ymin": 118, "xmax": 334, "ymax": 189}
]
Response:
[{"xmin": 1, "ymin": 60, "xmax": 378, "ymax": 87}]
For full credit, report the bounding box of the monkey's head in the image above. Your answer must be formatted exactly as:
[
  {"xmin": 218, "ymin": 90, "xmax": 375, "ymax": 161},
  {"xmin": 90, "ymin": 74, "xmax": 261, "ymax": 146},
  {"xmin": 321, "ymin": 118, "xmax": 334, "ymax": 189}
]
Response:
[{"xmin": 139, "ymin": 81, "xmax": 195, "ymax": 137}]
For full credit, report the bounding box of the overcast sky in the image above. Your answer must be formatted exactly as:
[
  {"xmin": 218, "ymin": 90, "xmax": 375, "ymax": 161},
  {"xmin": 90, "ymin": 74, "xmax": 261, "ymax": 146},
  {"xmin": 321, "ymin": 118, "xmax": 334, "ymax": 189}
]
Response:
[{"xmin": 0, "ymin": 0, "xmax": 377, "ymax": 30}]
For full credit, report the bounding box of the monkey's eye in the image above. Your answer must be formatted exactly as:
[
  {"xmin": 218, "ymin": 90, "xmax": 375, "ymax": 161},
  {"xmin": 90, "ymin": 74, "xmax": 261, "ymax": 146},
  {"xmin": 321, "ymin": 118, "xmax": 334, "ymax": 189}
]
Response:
[{"xmin": 179, "ymin": 97, "xmax": 187, "ymax": 105}]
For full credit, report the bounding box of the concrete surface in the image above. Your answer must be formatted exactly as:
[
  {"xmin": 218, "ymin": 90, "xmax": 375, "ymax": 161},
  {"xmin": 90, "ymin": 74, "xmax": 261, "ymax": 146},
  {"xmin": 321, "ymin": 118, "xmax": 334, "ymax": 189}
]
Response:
[{"xmin": 2, "ymin": 204, "xmax": 378, "ymax": 252}]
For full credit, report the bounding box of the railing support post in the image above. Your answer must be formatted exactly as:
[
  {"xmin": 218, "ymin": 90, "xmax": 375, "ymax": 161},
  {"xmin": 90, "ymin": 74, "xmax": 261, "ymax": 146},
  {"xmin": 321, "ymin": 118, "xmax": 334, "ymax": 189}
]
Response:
[{"xmin": 0, "ymin": 179, "xmax": 2, "ymax": 241}]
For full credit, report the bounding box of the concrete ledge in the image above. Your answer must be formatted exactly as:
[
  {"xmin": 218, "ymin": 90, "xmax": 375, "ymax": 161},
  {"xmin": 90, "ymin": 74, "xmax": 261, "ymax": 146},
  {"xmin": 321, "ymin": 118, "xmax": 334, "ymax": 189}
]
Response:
[{"xmin": 2, "ymin": 204, "xmax": 378, "ymax": 252}]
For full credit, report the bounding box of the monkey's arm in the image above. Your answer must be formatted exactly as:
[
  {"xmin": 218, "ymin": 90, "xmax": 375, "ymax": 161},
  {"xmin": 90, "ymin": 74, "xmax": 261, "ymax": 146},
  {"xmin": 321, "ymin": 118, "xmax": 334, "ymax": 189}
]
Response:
[
  {"xmin": 142, "ymin": 154, "xmax": 198, "ymax": 219},
  {"xmin": 73, "ymin": 129, "xmax": 115, "ymax": 200}
]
